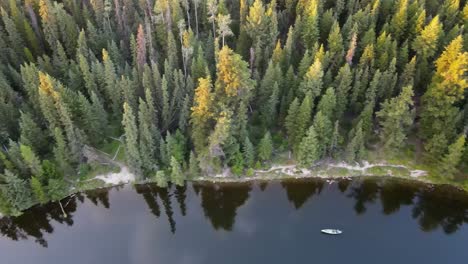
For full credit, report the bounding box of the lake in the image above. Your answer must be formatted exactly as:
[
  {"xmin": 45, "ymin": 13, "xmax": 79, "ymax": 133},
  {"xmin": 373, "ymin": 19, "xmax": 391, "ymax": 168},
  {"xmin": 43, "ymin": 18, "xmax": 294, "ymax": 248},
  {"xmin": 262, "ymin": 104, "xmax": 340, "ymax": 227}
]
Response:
[{"xmin": 1, "ymin": 178, "xmax": 468, "ymax": 264}]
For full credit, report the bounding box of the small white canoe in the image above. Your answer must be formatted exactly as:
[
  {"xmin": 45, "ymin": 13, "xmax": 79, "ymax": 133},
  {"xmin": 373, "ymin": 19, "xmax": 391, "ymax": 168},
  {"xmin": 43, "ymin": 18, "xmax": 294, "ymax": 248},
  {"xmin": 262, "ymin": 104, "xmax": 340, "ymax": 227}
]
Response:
[{"xmin": 321, "ymin": 229, "xmax": 342, "ymax": 235}]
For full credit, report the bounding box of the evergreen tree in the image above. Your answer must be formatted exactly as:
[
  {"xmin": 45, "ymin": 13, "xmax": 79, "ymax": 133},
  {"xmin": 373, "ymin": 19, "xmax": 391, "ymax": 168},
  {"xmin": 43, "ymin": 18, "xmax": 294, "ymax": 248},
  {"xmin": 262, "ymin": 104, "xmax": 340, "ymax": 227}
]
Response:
[
  {"xmin": 20, "ymin": 144, "xmax": 42, "ymax": 176},
  {"xmin": 191, "ymin": 76, "xmax": 215, "ymax": 154},
  {"xmin": 299, "ymin": 58, "xmax": 323, "ymax": 99},
  {"xmin": 345, "ymin": 121, "xmax": 366, "ymax": 162},
  {"xmin": 376, "ymin": 86, "xmax": 415, "ymax": 150},
  {"xmin": 19, "ymin": 111, "xmax": 47, "ymax": 155},
  {"xmin": 295, "ymin": 94, "xmax": 313, "ymax": 148},
  {"xmin": 188, "ymin": 151, "xmax": 200, "ymax": 178},
  {"xmin": 412, "ymin": 15, "xmax": 443, "ymax": 59},
  {"xmin": 297, "ymin": 126, "xmax": 319, "ymax": 167},
  {"xmin": 170, "ymin": 156, "xmax": 185, "ymax": 186},
  {"xmin": 242, "ymin": 136, "xmax": 255, "ymax": 168},
  {"xmin": 440, "ymin": 134, "xmax": 466, "ymax": 179},
  {"xmin": 257, "ymin": 132, "xmax": 273, "ymax": 162},
  {"xmin": 155, "ymin": 170, "xmax": 168, "ymax": 188},
  {"xmin": 30, "ymin": 176, "xmax": 47, "ymax": 204},
  {"xmin": 420, "ymin": 36, "xmax": 468, "ymax": 156},
  {"xmin": 317, "ymin": 87, "xmax": 337, "ymax": 120},
  {"xmin": 329, "ymin": 121, "xmax": 341, "ymax": 158},
  {"xmin": 301, "ymin": 0, "xmax": 320, "ymax": 50},
  {"xmin": 122, "ymin": 102, "xmax": 142, "ymax": 176},
  {"xmin": 312, "ymin": 111, "xmax": 333, "ymax": 157},
  {"xmin": 334, "ymin": 64, "xmax": 352, "ymax": 120}
]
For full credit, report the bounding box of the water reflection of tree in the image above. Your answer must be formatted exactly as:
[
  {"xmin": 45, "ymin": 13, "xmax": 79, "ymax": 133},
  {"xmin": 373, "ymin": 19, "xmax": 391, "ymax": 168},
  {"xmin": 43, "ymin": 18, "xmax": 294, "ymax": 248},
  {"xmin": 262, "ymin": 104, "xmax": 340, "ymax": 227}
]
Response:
[
  {"xmin": 135, "ymin": 184, "xmax": 177, "ymax": 233},
  {"xmin": 0, "ymin": 196, "xmax": 78, "ymax": 248},
  {"xmin": 85, "ymin": 189, "xmax": 110, "ymax": 209},
  {"xmin": 175, "ymin": 185, "xmax": 187, "ymax": 216},
  {"xmin": 3, "ymin": 181, "xmax": 468, "ymax": 248},
  {"xmin": 347, "ymin": 179, "xmax": 468, "ymax": 234},
  {"xmin": 281, "ymin": 179, "xmax": 324, "ymax": 209},
  {"xmin": 347, "ymin": 179, "xmax": 379, "ymax": 214},
  {"xmin": 379, "ymin": 181, "xmax": 416, "ymax": 215},
  {"xmin": 197, "ymin": 183, "xmax": 251, "ymax": 231},
  {"xmin": 412, "ymin": 188, "xmax": 468, "ymax": 234}
]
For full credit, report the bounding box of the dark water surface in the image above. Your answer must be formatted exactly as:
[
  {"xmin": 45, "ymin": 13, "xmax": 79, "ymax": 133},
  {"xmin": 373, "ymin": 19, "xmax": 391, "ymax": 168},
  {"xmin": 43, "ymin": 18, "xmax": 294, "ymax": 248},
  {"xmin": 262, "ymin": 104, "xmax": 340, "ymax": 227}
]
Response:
[{"xmin": 1, "ymin": 178, "xmax": 468, "ymax": 264}]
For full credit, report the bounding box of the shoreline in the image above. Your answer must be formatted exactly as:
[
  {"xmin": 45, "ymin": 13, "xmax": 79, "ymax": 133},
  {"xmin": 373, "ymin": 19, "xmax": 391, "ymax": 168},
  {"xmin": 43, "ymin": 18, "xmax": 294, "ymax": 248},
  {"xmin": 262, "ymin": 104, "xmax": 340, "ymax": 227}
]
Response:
[{"xmin": 1, "ymin": 161, "xmax": 465, "ymax": 218}]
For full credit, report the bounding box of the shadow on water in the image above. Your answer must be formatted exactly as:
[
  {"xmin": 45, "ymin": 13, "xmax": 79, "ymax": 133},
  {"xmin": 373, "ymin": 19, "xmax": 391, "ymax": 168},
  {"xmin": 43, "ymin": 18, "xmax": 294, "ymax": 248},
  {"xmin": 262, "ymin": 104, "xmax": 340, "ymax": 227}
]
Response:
[{"xmin": 1, "ymin": 178, "xmax": 468, "ymax": 247}]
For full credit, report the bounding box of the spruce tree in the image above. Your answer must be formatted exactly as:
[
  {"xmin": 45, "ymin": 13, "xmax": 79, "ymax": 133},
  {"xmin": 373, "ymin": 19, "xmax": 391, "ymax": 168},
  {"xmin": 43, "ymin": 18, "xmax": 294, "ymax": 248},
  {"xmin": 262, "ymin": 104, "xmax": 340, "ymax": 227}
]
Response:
[
  {"xmin": 30, "ymin": 176, "xmax": 48, "ymax": 204},
  {"xmin": 258, "ymin": 132, "xmax": 273, "ymax": 162},
  {"xmin": 155, "ymin": 170, "xmax": 168, "ymax": 188},
  {"xmin": 297, "ymin": 126, "xmax": 319, "ymax": 167},
  {"xmin": 122, "ymin": 102, "xmax": 142, "ymax": 176},
  {"xmin": 317, "ymin": 87, "xmax": 337, "ymax": 120},
  {"xmin": 188, "ymin": 151, "xmax": 200, "ymax": 178},
  {"xmin": 440, "ymin": 134, "xmax": 466, "ymax": 179},
  {"xmin": 19, "ymin": 111, "xmax": 47, "ymax": 155},
  {"xmin": 312, "ymin": 111, "xmax": 333, "ymax": 157},
  {"xmin": 20, "ymin": 144, "xmax": 42, "ymax": 176},
  {"xmin": 243, "ymin": 136, "xmax": 255, "ymax": 168},
  {"xmin": 345, "ymin": 121, "xmax": 366, "ymax": 162},
  {"xmin": 334, "ymin": 64, "xmax": 352, "ymax": 120},
  {"xmin": 170, "ymin": 156, "xmax": 185, "ymax": 186},
  {"xmin": 376, "ymin": 86, "xmax": 415, "ymax": 150}
]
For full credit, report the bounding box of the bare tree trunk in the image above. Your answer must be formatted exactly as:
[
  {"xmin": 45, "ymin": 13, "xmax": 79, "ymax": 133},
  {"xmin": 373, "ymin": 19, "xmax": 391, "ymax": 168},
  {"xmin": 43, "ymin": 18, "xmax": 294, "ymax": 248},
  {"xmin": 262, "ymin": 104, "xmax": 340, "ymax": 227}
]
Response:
[
  {"xmin": 194, "ymin": 2, "xmax": 199, "ymax": 37},
  {"xmin": 212, "ymin": 21, "xmax": 216, "ymax": 39},
  {"xmin": 249, "ymin": 47, "xmax": 255, "ymax": 75},
  {"xmin": 180, "ymin": 35, "xmax": 187, "ymax": 78},
  {"xmin": 186, "ymin": 8, "xmax": 191, "ymax": 29},
  {"xmin": 58, "ymin": 200, "xmax": 67, "ymax": 217}
]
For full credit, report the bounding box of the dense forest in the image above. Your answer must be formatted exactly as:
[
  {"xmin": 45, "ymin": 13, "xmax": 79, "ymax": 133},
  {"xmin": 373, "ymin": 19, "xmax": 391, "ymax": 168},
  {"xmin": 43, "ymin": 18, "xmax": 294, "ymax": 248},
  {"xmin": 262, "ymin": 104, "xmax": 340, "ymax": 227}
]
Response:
[{"xmin": 0, "ymin": 0, "xmax": 467, "ymax": 215}]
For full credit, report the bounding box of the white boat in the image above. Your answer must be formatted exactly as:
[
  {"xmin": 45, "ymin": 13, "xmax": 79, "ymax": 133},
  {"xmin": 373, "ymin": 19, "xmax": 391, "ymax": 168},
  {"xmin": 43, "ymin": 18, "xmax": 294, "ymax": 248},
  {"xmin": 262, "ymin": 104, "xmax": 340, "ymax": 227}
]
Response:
[{"xmin": 321, "ymin": 229, "xmax": 342, "ymax": 235}]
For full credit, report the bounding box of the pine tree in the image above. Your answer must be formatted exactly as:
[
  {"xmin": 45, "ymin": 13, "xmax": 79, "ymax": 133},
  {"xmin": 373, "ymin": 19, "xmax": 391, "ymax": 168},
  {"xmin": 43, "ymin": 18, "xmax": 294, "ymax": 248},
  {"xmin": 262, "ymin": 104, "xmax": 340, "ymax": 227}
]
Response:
[
  {"xmin": 53, "ymin": 127, "xmax": 70, "ymax": 174},
  {"xmin": 299, "ymin": 58, "xmax": 323, "ymax": 99},
  {"xmin": 317, "ymin": 87, "xmax": 337, "ymax": 120},
  {"xmin": 420, "ymin": 36, "xmax": 468, "ymax": 156},
  {"xmin": 122, "ymin": 102, "xmax": 141, "ymax": 176},
  {"xmin": 170, "ymin": 156, "xmax": 185, "ymax": 186},
  {"xmin": 312, "ymin": 111, "xmax": 333, "ymax": 157},
  {"xmin": 376, "ymin": 86, "xmax": 415, "ymax": 150},
  {"xmin": 412, "ymin": 16, "xmax": 443, "ymax": 59},
  {"xmin": 30, "ymin": 176, "xmax": 47, "ymax": 204},
  {"xmin": 191, "ymin": 76, "xmax": 214, "ymax": 154},
  {"xmin": 327, "ymin": 21, "xmax": 344, "ymax": 68},
  {"xmin": 301, "ymin": 0, "xmax": 320, "ymax": 50},
  {"xmin": 440, "ymin": 134, "xmax": 466, "ymax": 179},
  {"xmin": 242, "ymin": 136, "xmax": 255, "ymax": 168},
  {"xmin": 390, "ymin": 0, "xmax": 408, "ymax": 41},
  {"xmin": 258, "ymin": 132, "xmax": 273, "ymax": 162},
  {"xmin": 102, "ymin": 49, "xmax": 120, "ymax": 113},
  {"xmin": 155, "ymin": 170, "xmax": 168, "ymax": 188},
  {"xmin": 136, "ymin": 24, "xmax": 147, "ymax": 69},
  {"xmin": 329, "ymin": 121, "xmax": 341, "ymax": 158},
  {"xmin": 295, "ymin": 94, "xmax": 313, "ymax": 148},
  {"xmin": 284, "ymin": 98, "xmax": 300, "ymax": 146},
  {"xmin": 297, "ymin": 126, "xmax": 319, "ymax": 167},
  {"xmin": 188, "ymin": 151, "xmax": 200, "ymax": 178},
  {"xmin": 345, "ymin": 121, "xmax": 366, "ymax": 162},
  {"xmin": 19, "ymin": 111, "xmax": 47, "ymax": 155},
  {"xmin": 334, "ymin": 64, "xmax": 352, "ymax": 120},
  {"xmin": 138, "ymin": 99, "xmax": 158, "ymax": 174},
  {"xmin": 20, "ymin": 144, "xmax": 42, "ymax": 176}
]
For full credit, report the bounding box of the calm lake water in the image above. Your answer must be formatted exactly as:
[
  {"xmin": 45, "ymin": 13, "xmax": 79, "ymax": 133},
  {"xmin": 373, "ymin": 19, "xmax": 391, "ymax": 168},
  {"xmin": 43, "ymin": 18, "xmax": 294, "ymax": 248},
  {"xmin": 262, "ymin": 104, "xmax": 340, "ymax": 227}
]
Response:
[{"xmin": 1, "ymin": 178, "xmax": 468, "ymax": 264}]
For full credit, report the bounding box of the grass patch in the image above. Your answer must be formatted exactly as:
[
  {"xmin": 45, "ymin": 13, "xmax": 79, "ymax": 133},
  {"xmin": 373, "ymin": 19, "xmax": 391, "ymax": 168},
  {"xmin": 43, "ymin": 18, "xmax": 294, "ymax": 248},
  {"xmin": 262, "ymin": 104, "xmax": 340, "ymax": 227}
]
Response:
[
  {"xmin": 78, "ymin": 162, "xmax": 119, "ymax": 181},
  {"xmin": 76, "ymin": 178, "xmax": 106, "ymax": 191},
  {"xmin": 325, "ymin": 167, "xmax": 351, "ymax": 177},
  {"xmin": 97, "ymin": 139, "xmax": 126, "ymax": 163}
]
